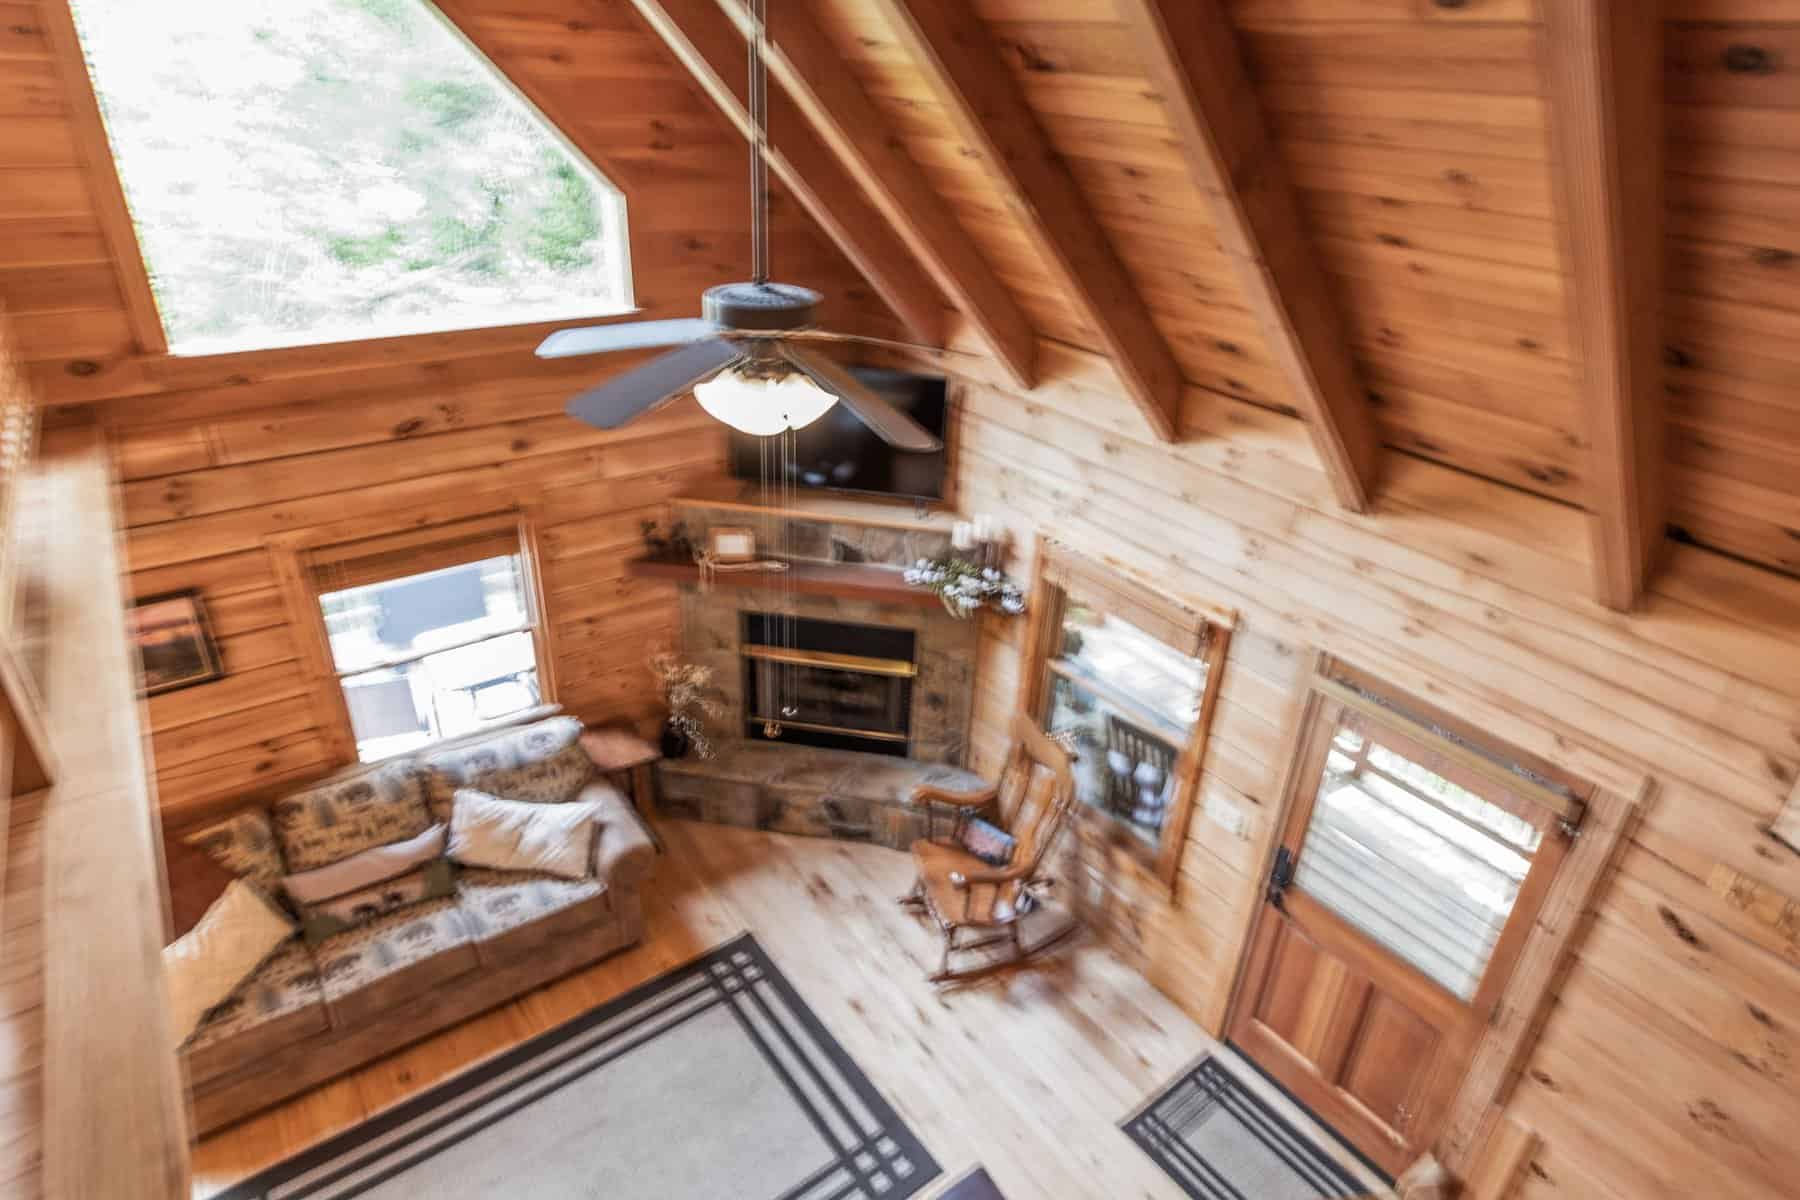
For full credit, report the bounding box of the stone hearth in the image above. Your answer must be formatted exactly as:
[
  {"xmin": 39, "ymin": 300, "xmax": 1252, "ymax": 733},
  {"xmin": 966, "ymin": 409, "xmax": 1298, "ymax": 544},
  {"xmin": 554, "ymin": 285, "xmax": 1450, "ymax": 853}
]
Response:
[{"xmin": 657, "ymin": 743, "xmax": 985, "ymax": 851}]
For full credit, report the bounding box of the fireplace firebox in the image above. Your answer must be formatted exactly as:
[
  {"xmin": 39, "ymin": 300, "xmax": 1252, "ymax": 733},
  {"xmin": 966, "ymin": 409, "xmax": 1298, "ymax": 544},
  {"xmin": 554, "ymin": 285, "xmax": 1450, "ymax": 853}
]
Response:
[{"xmin": 742, "ymin": 613, "xmax": 917, "ymax": 756}]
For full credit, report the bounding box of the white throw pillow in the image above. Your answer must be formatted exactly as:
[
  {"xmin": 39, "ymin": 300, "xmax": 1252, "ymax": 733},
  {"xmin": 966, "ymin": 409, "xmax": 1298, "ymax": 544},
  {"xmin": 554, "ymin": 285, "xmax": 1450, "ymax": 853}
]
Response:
[
  {"xmin": 448, "ymin": 788, "xmax": 601, "ymax": 880},
  {"xmin": 280, "ymin": 823, "xmax": 448, "ymax": 907},
  {"xmin": 163, "ymin": 879, "xmax": 296, "ymax": 1046}
]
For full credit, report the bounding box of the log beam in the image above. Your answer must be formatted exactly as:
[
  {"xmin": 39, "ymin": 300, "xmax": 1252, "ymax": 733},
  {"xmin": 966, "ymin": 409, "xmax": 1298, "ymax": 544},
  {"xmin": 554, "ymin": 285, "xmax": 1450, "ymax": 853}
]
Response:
[
  {"xmin": 623, "ymin": 0, "xmax": 945, "ymax": 348},
  {"xmin": 868, "ymin": 0, "xmax": 1183, "ymax": 441},
  {"xmin": 1114, "ymin": 0, "xmax": 1380, "ymax": 512},
  {"xmin": 715, "ymin": 0, "xmax": 1037, "ymax": 389},
  {"xmin": 1541, "ymin": 1, "xmax": 1666, "ymax": 610}
]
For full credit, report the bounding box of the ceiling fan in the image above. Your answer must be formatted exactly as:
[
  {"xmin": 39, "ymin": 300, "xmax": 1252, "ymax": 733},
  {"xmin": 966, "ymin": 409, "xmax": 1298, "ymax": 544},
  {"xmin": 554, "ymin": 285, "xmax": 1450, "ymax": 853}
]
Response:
[{"xmin": 538, "ymin": 0, "xmax": 942, "ymax": 453}]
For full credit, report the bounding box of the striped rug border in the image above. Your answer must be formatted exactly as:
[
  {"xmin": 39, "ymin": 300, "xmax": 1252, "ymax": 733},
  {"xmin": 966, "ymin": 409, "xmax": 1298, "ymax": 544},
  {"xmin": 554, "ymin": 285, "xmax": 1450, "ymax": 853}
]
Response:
[
  {"xmin": 212, "ymin": 932, "xmax": 940, "ymax": 1200},
  {"xmin": 1121, "ymin": 1052, "xmax": 1370, "ymax": 1200}
]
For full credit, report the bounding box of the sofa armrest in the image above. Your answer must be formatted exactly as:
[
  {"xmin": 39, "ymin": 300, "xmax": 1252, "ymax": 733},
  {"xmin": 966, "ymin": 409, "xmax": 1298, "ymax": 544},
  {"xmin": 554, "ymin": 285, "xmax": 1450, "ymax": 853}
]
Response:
[{"xmin": 580, "ymin": 782, "xmax": 656, "ymax": 891}]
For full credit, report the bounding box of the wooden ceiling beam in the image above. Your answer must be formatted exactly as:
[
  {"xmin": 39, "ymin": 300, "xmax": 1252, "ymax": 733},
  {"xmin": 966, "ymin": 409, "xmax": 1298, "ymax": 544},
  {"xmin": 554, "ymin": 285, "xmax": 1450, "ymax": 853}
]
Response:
[
  {"xmin": 1542, "ymin": 1, "xmax": 1666, "ymax": 611},
  {"xmin": 1113, "ymin": 0, "xmax": 1378, "ymax": 513},
  {"xmin": 714, "ymin": 0, "xmax": 1037, "ymax": 390},
  {"xmin": 867, "ymin": 0, "xmax": 1182, "ymax": 441},
  {"xmin": 625, "ymin": 0, "xmax": 945, "ymax": 348}
]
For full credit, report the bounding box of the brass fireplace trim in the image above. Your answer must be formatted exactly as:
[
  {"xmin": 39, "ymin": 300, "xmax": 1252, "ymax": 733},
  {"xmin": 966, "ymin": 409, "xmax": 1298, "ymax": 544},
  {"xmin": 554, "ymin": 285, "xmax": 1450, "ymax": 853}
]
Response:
[
  {"xmin": 743, "ymin": 645, "xmax": 919, "ymax": 678},
  {"xmin": 755, "ymin": 718, "xmax": 911, "ymax": 744}
]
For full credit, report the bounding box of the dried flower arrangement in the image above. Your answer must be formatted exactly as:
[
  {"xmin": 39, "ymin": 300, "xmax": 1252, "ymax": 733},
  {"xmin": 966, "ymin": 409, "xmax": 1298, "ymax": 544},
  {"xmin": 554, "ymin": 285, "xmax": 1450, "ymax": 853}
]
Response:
[{"xmin": 649, "ymin": 650, "xmax": 725, "ymax": 758}]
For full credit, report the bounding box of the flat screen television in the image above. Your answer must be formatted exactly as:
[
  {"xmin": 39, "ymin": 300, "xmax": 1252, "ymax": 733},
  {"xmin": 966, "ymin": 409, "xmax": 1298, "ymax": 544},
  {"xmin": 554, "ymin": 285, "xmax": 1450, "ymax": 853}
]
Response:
[{"xmin": 726, "ymin": 366, "xmax": 950, "ymax": 504}]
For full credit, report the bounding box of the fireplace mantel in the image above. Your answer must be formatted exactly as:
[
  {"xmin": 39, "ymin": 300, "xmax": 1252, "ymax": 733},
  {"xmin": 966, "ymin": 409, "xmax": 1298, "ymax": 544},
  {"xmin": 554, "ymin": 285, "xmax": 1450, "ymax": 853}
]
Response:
[{"xmin": 627, "ymin": 557, "xmax": 943, "ymax": 609}]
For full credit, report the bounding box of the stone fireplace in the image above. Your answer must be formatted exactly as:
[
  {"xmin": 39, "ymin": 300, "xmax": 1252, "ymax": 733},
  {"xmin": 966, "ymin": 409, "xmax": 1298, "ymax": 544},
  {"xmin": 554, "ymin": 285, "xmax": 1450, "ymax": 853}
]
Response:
[
  {"xmin": 681, "ymin": 583, "xmax": 977, "ymax": 765},
  {"xmin": 651, "ymin": 503, "xmax": 988, "ymax": 849}
]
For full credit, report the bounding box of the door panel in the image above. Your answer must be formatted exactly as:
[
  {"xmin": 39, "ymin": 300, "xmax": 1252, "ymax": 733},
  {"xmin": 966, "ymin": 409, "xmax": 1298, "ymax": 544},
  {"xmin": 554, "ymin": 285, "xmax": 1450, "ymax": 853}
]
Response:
[
  {"xmin": 1339, "ymin": 992, "xmax": 1440, "ymax": 1137},
  {"xmin": 1234, "ymin": 907, "xmax": 1444, "ymax": 1174}
]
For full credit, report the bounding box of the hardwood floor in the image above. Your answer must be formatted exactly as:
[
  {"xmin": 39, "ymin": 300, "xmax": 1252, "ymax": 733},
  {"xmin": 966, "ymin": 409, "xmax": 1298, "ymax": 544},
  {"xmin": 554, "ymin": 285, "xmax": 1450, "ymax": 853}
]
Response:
[{"xmin": 191, "ymin": 819, "xmax": 1385, "ymax": 1199}]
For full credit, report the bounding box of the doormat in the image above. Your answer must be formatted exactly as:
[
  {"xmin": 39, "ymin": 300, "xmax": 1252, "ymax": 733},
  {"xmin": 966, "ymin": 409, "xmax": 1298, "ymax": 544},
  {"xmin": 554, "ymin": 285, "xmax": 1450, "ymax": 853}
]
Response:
[{"xmin": 1122, "ymin": 1055, "xmax": 1367, "ymax": 1200}]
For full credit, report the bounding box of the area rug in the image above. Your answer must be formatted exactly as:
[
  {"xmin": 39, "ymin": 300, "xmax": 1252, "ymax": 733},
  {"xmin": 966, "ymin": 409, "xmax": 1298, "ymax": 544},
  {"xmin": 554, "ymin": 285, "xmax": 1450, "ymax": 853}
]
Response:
[
  {"xmin": 1122, "ymin": 1055, "xmax": 1367, "ymax": 1200},
  {"xmin": 217, "ymin": 933, "xmax": 940, "ymax": 1200}
]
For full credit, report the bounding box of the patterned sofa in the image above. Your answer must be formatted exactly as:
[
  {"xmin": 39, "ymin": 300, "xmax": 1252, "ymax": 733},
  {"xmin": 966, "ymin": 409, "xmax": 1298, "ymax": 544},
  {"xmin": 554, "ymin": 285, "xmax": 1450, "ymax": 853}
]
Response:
[{"xmin": 171, "ymin": 716, "xmax": 656, "ymax": 1135}]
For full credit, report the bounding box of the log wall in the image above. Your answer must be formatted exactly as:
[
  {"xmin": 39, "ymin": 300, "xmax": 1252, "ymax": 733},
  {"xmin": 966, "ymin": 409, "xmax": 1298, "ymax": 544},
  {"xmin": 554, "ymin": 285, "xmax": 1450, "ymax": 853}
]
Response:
[
  {"xmin": 110, "ymin": 379, "xmax": 730, "ymax": 821},
  {"xmin": 941, "ymin": 344, "xmax": 1800, "ymax": 1200}
]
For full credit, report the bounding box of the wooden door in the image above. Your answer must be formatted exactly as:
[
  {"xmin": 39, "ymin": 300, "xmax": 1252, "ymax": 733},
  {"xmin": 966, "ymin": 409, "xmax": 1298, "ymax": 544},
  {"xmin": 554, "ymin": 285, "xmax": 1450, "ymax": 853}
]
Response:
[{"xmin": 1229, "ymin": 690, "xmax": 1569, "ymax": 1177}]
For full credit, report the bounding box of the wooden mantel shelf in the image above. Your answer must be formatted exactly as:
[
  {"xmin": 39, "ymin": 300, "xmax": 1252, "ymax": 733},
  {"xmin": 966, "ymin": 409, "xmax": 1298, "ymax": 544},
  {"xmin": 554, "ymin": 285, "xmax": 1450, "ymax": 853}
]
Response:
[{"xmin": 626, "ymin": 557, "xmax": 943, "ymax": 608}]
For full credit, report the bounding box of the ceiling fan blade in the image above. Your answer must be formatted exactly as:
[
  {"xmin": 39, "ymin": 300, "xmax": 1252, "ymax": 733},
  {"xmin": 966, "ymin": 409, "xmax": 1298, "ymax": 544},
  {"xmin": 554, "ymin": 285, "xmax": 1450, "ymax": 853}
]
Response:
[
  {"xmin": 779, "ymin": 345, "xmax": 944, "ymax": 453},
  {"xmin": 537, "ymin": 318, "xmax": 720, "ymax": 359},
  {"xmin": 766, "ymin": 328, "xmax": 947, "ymax": 356},
  {"xmin": 566, "ymin": 339, "xmax": 742, "ymax": 430}
]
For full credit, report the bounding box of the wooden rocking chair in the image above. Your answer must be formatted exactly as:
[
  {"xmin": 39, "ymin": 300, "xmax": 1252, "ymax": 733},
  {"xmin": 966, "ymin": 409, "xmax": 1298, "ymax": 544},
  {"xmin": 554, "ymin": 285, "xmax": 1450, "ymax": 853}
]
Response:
[{"xmin": 899, "ymin": 712, "xmax": 1079, "ymax": 983}]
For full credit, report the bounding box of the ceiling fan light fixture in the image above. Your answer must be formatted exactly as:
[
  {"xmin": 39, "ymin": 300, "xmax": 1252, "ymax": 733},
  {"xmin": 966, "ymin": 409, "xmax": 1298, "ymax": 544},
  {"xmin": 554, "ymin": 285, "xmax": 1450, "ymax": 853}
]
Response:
[{"xmin": 694, "ymin": 364, "xmax": 838, "ymax": 437}]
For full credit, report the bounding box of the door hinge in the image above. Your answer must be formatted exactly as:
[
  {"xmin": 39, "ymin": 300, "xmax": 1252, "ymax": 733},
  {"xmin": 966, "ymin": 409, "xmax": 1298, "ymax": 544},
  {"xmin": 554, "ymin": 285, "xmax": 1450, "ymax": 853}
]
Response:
[{"xmin": 1267, "ymin": 846, "xmax": 1296, "ymax": 911}]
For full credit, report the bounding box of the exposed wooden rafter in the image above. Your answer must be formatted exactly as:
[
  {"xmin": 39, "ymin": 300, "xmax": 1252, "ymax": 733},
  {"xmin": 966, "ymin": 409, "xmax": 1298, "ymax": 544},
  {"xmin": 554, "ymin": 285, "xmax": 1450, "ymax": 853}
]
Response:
[
  {"xmin": 623, "ymin": 0, "xmax": 945, "ymax": 348},
  {"xmin": 867, "ymin": 0, "xmax": 1183, "ymax": 441},
  {"xmin": 1541, "ymin": 0, "xmax": 1665, "ymax": 611},
  {"xmin": 37, "ymin": 0, "xmax": 168, "ymax": 355},
  {"xmin": 1113, "ymin": 0, "xmax": 1379, "ymax": 513},
  {"xmin": 713, "ymin": 0, "xmax": 1038, "ymax": 390}
]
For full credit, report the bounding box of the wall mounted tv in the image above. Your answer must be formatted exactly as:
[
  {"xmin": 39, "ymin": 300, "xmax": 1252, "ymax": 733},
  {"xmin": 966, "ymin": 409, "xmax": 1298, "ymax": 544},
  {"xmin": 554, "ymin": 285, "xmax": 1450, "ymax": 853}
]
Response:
[{"xmin": 726, "ymin": 366, "xmax": 950, "ymax": 504}]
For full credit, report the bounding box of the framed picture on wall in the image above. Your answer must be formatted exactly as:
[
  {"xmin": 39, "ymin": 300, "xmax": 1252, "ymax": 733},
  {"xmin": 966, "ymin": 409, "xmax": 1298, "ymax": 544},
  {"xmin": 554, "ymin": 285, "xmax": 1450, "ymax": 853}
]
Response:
[
  {"xmin": 129, "ymin": 590, "xmax": 223, "ymax": 696},
  {"xmin": 708, "ymin": 526, "xmax": 758, "ymax": 564}
]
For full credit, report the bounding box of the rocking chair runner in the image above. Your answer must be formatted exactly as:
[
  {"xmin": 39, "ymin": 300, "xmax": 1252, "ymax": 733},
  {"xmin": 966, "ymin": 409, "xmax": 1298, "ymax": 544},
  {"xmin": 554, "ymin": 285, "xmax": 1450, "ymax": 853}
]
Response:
[{"xmin": 899, "ymin": 712, "xmax": 1080, "ymax": 982}]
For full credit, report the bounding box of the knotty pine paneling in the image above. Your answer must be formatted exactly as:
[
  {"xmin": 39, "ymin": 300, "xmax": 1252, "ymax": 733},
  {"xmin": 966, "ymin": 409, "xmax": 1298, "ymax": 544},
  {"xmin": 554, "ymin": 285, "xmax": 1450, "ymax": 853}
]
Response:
[
  {"xmin": 114, "ymin": 371, "xmax": 732, "ymax": 819},
  {"xmin": 943, "ymin": 345, "xmax": 1800, "ymax": 1200},
  {"xmin": 816, "ymin": 0, "xmax": 1588, "ymax": 509},
  {"xmin": 1664, "ymin": 5, "xmax": 1800, "ymax": 576}
]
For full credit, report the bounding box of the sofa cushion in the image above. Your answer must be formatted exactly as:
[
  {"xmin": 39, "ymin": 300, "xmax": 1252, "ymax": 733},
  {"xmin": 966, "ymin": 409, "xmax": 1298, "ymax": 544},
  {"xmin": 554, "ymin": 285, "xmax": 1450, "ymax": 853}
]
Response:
[
  {"xmin": 310, "ymin": 896, "xmax": 478, "ymax": 1027},
  {"xmin": 423, "ymin": 716, "xmax": 591, "ymax": 820},
  {"xmin": 455, "ymin": 868, "xmax": 610, "ymax": 967},
  {"xmin": 183, "ymin": 939, "xmax": 328, "ymax": 1084},
  {"xmin": 296, "ymin": 858, "xmax": 458, "ymax": 946},
  {"xmin": 181, "ymin": 809, "xmax": 286, "ymax": 890},
  {"xmin": 271, "ymin": 761, "xmax": 434, "ymax": 873}
]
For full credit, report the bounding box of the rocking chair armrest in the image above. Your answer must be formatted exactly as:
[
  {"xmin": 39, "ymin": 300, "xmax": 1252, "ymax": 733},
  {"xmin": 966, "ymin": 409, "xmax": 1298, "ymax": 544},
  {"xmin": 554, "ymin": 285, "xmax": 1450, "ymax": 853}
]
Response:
[
  {"xmin": 908, "ymin": 782, "xmax": 999, "ymax": 809},
  {"xmin": 947, "ymin": 863, "xmax": 1032, "ymax": 889}
]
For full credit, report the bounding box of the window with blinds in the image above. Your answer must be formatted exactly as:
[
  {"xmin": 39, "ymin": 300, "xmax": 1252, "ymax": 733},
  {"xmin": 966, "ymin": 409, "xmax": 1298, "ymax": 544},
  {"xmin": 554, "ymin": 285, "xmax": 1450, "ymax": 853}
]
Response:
[
  {"xmin": 305, "ymin": 516, "xmax": 546, "ymax": 761},
  {"xmin": 1024, "ymin": 541, "xmax": 1231, "ymax": 886},
  {"xmin": 1286, "ymin": 669, "xmax": 1582, "ymax": 1005}
]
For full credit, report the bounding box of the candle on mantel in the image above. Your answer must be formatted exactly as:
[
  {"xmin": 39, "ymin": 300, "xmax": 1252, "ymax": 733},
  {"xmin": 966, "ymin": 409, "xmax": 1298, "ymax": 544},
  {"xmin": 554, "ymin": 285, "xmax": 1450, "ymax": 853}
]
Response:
[
  {"xmin": 972, "ymin": 514, "xmax": 997, "ymax": 544},
  {"xmin": 951, "ymin": 521, "xmax": 976, "ymax": 552}
]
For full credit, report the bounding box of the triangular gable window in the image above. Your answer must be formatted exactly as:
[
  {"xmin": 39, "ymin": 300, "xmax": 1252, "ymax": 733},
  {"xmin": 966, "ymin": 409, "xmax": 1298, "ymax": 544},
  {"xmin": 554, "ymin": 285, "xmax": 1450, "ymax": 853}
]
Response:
[{"xmin": 70, "ymin": 0, "xmax": 632, "ymax": 354}]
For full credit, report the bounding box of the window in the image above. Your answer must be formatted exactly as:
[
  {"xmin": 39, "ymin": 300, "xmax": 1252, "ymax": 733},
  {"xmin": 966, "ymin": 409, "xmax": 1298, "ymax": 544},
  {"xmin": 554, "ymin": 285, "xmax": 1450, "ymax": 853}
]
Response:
[
  {"xmin": 1298, "ymin": 710, "xmax": 1547, "ymax": 999},
  {"xmin": 276, "ymin": 513, "xmax": 555, "ymax": 762},
  {"xmin": 1285, "ymin": 662, "xmax": 1586, "ymax": 1010},
  {"xmin": 1022, "ymin": 542, "xmax": 1232, "ymax": 889},
  {"xmin": 70, "ymin": 0, "xmax": 631, "ymax": 353}
]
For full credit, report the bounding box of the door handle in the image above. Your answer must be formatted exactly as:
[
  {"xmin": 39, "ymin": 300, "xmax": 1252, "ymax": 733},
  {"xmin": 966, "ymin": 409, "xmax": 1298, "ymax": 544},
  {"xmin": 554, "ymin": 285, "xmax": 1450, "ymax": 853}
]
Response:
[{"xmin": 1267, "ymin": 846, "xmax": 1296, "ymax": 911}]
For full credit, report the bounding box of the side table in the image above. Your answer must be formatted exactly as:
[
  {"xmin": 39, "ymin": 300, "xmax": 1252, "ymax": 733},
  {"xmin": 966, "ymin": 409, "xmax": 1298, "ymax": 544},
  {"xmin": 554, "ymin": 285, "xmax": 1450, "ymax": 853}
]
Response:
[{"xmin": 579, "ymin": 728, "xmax": 664, "ymax": 852}]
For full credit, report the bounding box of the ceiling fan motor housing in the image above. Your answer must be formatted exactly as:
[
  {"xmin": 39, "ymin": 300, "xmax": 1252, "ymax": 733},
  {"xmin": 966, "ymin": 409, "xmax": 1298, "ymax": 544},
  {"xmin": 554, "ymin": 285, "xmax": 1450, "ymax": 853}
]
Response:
[{"xmin": 704, "ymin": 281, "xmax": 821, "ymax": 332}]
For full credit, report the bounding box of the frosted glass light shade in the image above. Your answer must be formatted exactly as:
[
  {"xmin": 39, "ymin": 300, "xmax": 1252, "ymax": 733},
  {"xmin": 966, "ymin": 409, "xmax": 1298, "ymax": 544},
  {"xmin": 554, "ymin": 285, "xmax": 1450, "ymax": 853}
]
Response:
[{"xmin": 694, "ymin": 366, "xmax": 837, "ymax": 436}]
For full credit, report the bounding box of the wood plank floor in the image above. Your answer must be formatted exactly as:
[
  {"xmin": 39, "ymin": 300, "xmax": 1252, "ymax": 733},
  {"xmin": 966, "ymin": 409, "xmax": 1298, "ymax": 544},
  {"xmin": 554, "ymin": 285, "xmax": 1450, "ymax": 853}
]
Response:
[{"xmin": 191, "ymin": 819, "xmax": 1385, "ymax": 1199}]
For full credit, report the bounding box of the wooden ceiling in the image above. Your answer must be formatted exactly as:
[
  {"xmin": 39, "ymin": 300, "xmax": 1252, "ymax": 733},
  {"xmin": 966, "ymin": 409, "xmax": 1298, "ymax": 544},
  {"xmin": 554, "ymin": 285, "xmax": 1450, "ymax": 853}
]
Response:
[{"xmin": 4, "ymin": 0, "xmax": 1800, "ymax": 605}]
